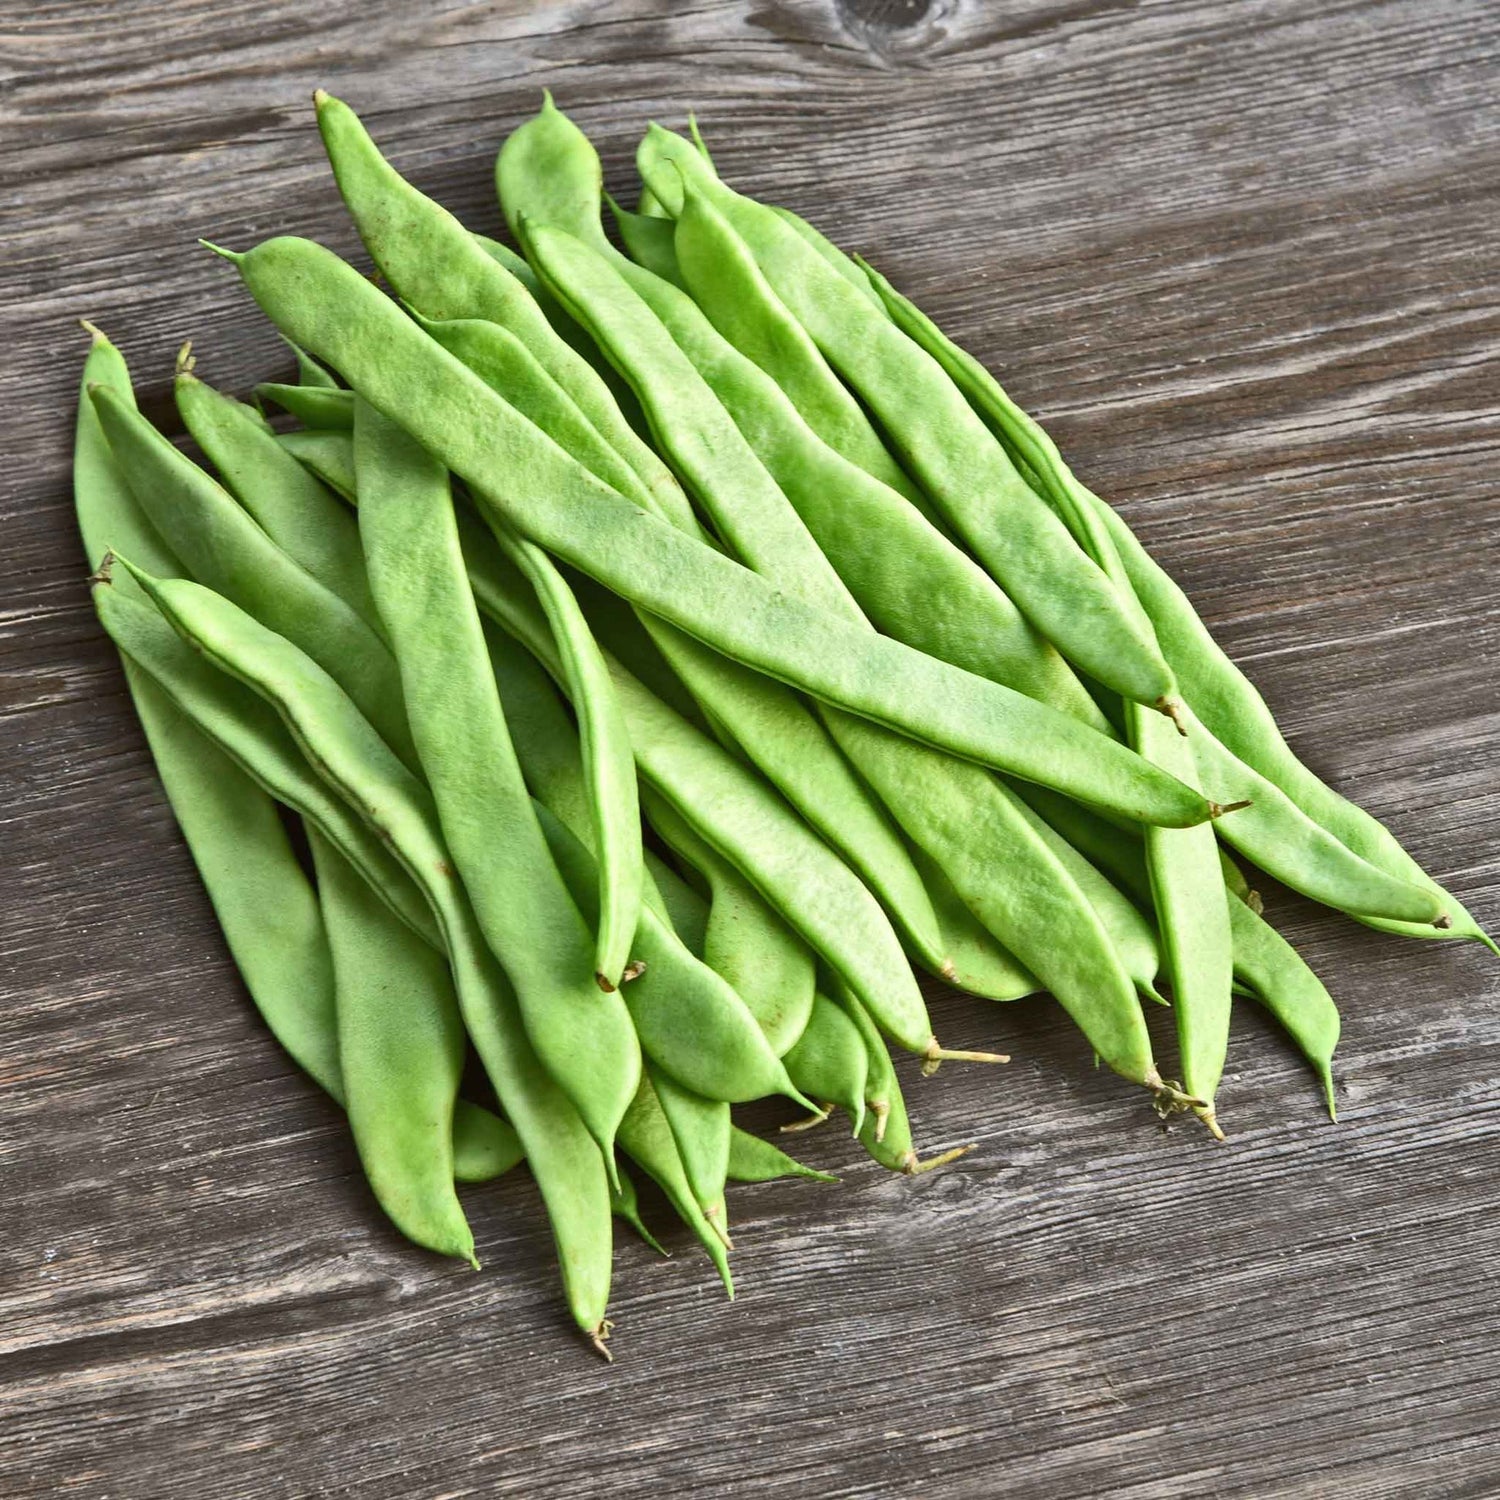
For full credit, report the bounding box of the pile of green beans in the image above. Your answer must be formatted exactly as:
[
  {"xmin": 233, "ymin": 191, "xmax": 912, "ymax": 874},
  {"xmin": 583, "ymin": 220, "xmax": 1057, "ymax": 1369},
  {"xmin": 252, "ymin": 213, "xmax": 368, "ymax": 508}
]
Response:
[{"xmin": 73, "ymin": 92, "xmax": 1488, "ymax": 1356}]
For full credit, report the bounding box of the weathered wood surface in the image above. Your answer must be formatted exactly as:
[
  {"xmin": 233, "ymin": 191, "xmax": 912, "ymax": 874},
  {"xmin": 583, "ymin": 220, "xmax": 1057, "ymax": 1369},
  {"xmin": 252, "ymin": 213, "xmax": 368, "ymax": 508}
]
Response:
[{"xmin": 2, "ymin": 0, "xmax": 1498, "ymax": 1494}]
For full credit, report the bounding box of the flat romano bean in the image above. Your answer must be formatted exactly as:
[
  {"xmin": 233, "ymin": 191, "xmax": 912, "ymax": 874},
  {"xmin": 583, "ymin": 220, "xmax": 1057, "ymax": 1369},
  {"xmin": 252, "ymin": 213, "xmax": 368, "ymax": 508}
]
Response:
[
  {"xmin": 642, "ymin": 788, "xmax": 819, "ymax": 1059},
  {"xmin": 609, "ymin": 1165, "xmax": 667, "ymax": 1256},
  {"xmin": 315, "ymin": 91, "xmax": 684, "ymax": 525},
  {"xmin": 308, "ymin": 827, "xmax": 477, "ymax": 1265},
  {"xmin": 255, "ymin": 381, "xmax": 353, "ymax": 429},
  {"xmin": 419, "ymin": 311, "xmax": 695, "ymax": 531},
  {"xmin": 287, "ymin": 338, "xmax": 340, "ymax": 388},
  {"xmin": 90, "ymin": 382, "xmax": 417, "ymax": 768},
  {"xmin": 501, "ymin": 110, "xmax": 1100, "ymax": 735},
  {"xmin": 782, "ymin": 994, "xmax": 870, "ymax": 1136},
  {"xmin": 457, "ymin": 519, "xmax": 933, "ymax": 1055},
  {"xmin": 421, "ymin": 296, "xmax": 943, "ymax": 965},
  {"xmin": 212, "ymin": 233, "xmax": 1224, "ymax": 830},
  {"xmin": 487, "ymin": 517, "xmax": 643, "ymax": 991},
  {"xmin": 214, "ymin": 241, "xmax": 1218, "ymax": 834},
  {"xmin": 617, "ymin": 1072, "xmax": 733, "ymax": 1294},
  {"xmin": 175, "ymin": 355, "xmax": 379, "ymax": 628},
  {"xmin": 637, "ymin": 126, "xmax": 1180, "ymax": 713},
  {"xmin": 483, "ymin": 618, "xmax": 804, "ymax": 1105},
  {"xmin": 727, "ymin": 1126, "xmax": 837, "ymax": 1184},
  {"xmin": 533, "ymin": 798, "xmax": 806, "ymax": 1106},
  {"xmin": 99, "ymin": 585, "xmax": 437, "ymax": 946},
  {"xmin": 114, "ymin": 563, "xmax": 615, "ymax": 1343},
  {"xmin": 472, "ymin": 232, "xmax": 650, "ymax": 429},
  {"xmin": 830, "ymin": 713, "xmax": 1168, "ymax": 1093},
  {"xmin": 666, "ymin": 179, "xmax": 928, "ymax": 510},
  {"xmin": 906, "ymin": 845, "xmax": 1037, "ymax": 1002},
  {"xmin": 631, "ymin": 627, "xmax": 947, "ymax": 972},
  {"xmin": 353, "ymin": 399, "xmax": 640, "ymax": 1162},
  {"xmin": 658, "ymin": 186, "xmax": 1104, "ymax": 727},
  {"xmin": 861, "ymin": 262, "xmax": 1456, "ymax": 936},
  {"xmin": 830, "ymin": 982, "xmax": 970, "ymax": 1176},
  {"xmin": 518, "ymin": 219, "xmax": 861, "ymax": 619},
  {"xmin": 1015, "ymin": 783, "xmax": 1341, "ymax": 1111},
  {"xmin": 651, "ymin": 1068, "xmax": 732, "ymax": 1244},
  {"xmin": 278, "ymin": 428, "xmax": 356, "ymax": 501}
]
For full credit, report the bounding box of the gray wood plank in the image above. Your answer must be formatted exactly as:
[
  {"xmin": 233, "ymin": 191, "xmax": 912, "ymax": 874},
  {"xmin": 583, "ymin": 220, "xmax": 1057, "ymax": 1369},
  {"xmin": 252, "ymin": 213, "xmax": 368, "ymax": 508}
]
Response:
[{"xmin": 1, "ymin": 0, "xmax": 1497, "ymax": 1495}]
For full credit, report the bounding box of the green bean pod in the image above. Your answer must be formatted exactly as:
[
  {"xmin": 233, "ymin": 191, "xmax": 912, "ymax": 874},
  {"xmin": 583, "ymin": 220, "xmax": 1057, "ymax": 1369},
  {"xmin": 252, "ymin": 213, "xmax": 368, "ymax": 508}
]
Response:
[
  {"xmin": 617, "ymin": 1072, "xmax": 733, "ymax": 1295},
  {"xmin": 213, "ymin": 233, "xmax": 1223, "ymax": 829},
  {"xmin": 651, "ymin": 1068, "xmax": 733, "ymax": 1242},
  {"xmin": 782, "ymin": 994, "xmax": 871, "ymax": 1136},
  {"xmin": 314, "ymin": 90, "xmax": 684, "ymax": 525},
  {"xmin": 642, "ymin": 789, "xmax": 818, "ymax": 1058},
  {"xmin": 89, "ymin": 383, "xmax": 416, "ymax": 768},
  {"xmin": 278, "ymin": 428, "xmax": 357, "ymax": 501},
  {"xmin": 489, "ymin": 521, "xmax": 643, "ymax": 991},
  {"xmin": 534, "ymin": 800, "xmax": 807, "ymax": 1106},
  {"xmin": 308, "ymin": 828, "xmax": 477, "ymax": 1265},
  {"xmin": 353, "ymin": 399, "xmax": 640, "ymax": 1162},
  {"xmin": 905, "ymin": 846, "xmax": 1038, "ymax": 1002},
  {"xmin": 636, "ymin": 125, "xmax": 1179, "ymax": 712},
  {"xmin": 830, "ymin": 715, "xmax": 1159, "ymax": 1089},
  {"xmin": 256, "ymin": 380, "xmax": 353, "ymax": 429},
  {"xmin": 862, "ymin": 261, "xmax": 1458, "ymax": 936},
  {"xmin": 175, "ymin": 361, "xmax": 379, "ymax": 628},
  {"xmin": 112, "ymin": 563, "xmax": 615, "ymax": 1340},
  {"xmin": 98, "ymin": 587, "xmax": 437, "ymax": 946},
  {"xmin": 727, "ymin": 1127, "xmax": 838, "ymax": 1184}
]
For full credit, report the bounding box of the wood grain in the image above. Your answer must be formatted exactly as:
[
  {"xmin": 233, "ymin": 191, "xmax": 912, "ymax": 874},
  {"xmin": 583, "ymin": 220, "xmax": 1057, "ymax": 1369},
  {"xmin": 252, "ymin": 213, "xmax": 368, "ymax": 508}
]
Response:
[{"xmin": 2, "ymin": 0, "xmax": 1498, "ymax": 1495}]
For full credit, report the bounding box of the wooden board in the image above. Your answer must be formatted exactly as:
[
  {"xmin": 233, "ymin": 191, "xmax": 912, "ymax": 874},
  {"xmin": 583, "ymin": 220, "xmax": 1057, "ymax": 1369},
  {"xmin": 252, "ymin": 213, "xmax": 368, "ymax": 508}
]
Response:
[{"xmin": 2, "ymin": 0, "xmax": 1497, "ymax": 1493}]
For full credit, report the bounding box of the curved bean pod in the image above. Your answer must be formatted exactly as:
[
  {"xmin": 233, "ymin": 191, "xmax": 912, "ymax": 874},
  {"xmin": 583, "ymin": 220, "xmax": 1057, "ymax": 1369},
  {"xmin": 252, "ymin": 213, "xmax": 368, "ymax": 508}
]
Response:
[
  {"xmin": 114, "ymin": 564, "xmax": 615, "ymax": 1339},
  {"xmin": 211, "ymin": 233, "xmax": 1222, "ymax": 829},
  {"xmin": 618, "ymin": 1072, "xmax": 733, "ymax": 1295},
  {"xmin": 314, "ymin": 90, "xmax": 684, "ymax": 525},
  {"xmin": 256, "ymin": 380, "xmax": 352, "ymax": 429},
  {"xmin": 534, "ymin": 799, "xmax": 806, "ymax": 1106},
  {"xmin": 782, "ymin": 994, "xmax": 870, "ymax": 1136},
  {"xmin": 651, "ymin": 1068, "xmax": 732, "ymax": 1243},
  {"xmin": 353, "ymin": 399, "xmax": 640, "ymax": 1160},
  {"xmin": 727, "ymin": 1126, "xmax": 838, "ymax": 1184},
  {"xmin": 636, "ymin": 125, "xmax": 1178, "ymax": 712},
  {"xmin": 175, "ymin": 359, "xmax": 379, "ymax": 628},
  {"xmin": 308, "ymin": 827, "xmax": 477, "ymax": 1265},
  {"xmin": 99, "ymin": 586, "xmax": 436, "ymax": 945},
  {"xmin": 90, "ymin": 382, "xmax": 416, "ymax": 769},
  {"xmin": 642, "ymin": 788, "xmax": 818, "ymax": 1059},
  {"xmin": 906, "ymin": 845, "xmax": 1037, "ymax": 1002}
]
